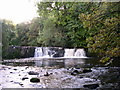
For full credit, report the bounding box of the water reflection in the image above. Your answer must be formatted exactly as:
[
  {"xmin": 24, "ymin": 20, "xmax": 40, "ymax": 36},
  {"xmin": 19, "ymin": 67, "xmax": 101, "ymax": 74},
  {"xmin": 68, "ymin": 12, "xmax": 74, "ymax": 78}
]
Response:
[
  {"xmin": 2, "ymin": 57, "xmax": 104, "ymax": 68},
  {"xmin": 35, "ymin": 58, "xmax": 85, "ymax": 68}
]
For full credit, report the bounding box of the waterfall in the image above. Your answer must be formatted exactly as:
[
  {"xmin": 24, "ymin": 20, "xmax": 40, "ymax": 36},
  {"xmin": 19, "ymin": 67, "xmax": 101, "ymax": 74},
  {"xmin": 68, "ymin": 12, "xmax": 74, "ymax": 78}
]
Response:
[
  {"xmin": 43, "ymin": 47, "xmax": 49, "ymax": 57},
  {"xmin": 34, "ymin": 47, "xmax": 43, "ymax": 57},
  {"xmin": 64, "ymin": 49, "xmax": 75, "ymax": 57},
  {"xmin": 74, "ymin": 49, "xmax": 86, "ymax": 57},
  {"xmin": 34, "ymin": 47, "xmax": 87, "ymax": 58},
  {"xmin": 34, "ymin": 47, "xmax": 56, "ymax": 58},
  {"xmin": 64, "ymin": 48, "xmax": 86, "ymax": 58}
]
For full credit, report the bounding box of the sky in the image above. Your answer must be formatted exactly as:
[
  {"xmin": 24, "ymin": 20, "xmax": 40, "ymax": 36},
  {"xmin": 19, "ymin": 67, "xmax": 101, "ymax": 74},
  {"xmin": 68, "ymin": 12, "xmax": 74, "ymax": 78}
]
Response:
[{"xmin": 0, "ymin": 0, "xmax": 38, "ymax": 24}]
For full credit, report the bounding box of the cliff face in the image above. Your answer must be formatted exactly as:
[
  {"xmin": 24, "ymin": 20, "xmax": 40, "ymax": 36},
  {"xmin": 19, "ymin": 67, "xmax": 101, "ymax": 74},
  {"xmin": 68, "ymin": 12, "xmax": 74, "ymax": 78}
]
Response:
[{"xmin": 2, "ymin": 46, "xmax": 35, "ymax": 59}]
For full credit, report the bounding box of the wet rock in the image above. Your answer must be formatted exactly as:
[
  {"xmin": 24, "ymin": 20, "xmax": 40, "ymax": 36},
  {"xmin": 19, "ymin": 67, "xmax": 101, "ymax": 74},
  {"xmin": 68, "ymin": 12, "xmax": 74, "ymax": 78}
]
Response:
[
  {"xmin": 44, "ymin": 72, "xmax": 50, "ymax": 76},
  {"xmin": 83, "ymin": 84, "xmax": 99, "ymax": 89},
  {"xmin": 30, "ymin": 78, "xmax": 40, "ymax": 83},
  {"xmin": 22, "ymin": 77, "xmax": 29, "ymax": 80},
  {"xmin": 19, "ymin": 83, "xmax": 24, "ymax": 86},
  {"xmin": 83, "ymin": 68, "xmax": 92, "ymax": 73},
  {"xmin": 71, "ymin": 70, "xmax": 81, "ymax": 75},
  {"xmin": 13, "ymin": 68, "xmax": 17, "ymax": 70},
  {"xmin": 28, "ymin": 71, "xmax": 39, "ymax": 75}
]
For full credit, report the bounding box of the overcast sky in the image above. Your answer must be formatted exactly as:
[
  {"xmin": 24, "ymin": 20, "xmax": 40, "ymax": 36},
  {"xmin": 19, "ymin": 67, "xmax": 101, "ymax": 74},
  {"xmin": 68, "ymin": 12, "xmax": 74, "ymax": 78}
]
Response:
[{"xmin": 0, "ymin": 0, "xmax": 38, "ymax": 24}]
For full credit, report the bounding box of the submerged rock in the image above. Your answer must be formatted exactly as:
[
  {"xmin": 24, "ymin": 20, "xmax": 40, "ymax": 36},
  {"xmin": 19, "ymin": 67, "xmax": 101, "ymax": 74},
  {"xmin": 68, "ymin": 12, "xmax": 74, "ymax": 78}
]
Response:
[
  {"xmin": 28, "ymin": 71, "xmax": 39, "ymax": 75},
  {"xmin": 83, "ymin": 84, "xmax": 99, "ymax": 89},
  {"xmin": 30, "ymin": 78, "xmax": 40, "ymax": 83}
]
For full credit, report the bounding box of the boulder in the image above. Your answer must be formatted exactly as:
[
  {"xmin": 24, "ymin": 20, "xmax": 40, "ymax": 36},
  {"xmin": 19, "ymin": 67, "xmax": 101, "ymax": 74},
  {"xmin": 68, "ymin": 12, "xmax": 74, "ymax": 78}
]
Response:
[{"xmin": 30, "ymin": 78, "xmax": 40, "ymax": 83}]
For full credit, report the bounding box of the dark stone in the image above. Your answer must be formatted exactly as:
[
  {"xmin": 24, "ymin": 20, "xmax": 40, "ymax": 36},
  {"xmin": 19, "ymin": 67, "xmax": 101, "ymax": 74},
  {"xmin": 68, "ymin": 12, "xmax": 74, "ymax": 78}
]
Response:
[
  {"xmin": 71, "ymin": 70, "xmax": 80, "ymax": 75},
  {"xmin": 50, "ymin": 73, "xmax": 53, "ymax": 75},
  {"xmin": 22, "ymin": 77, "xmax": 29, "ymax": 80},
  {"xmin": 44, "ymin": 72, "xmax": 50, "ymax": 76},
  {"xmin": 83, "ymin": 84, "xmax": 99, "ymax": 89},
  {"xmin": 83, "ymin": 68, "xmax": 92, "ymax": 73},
  {"xmin": 28, "ymin": 71, "xmax": 39, "ymax": 75},
  {"xmin": 19, "ymin": 83, "xmax": 24, "ymax": 86},
  {"xmin": 30, "ymin": 78, "xmax": 40, "ymax": 83},
  {"xmin": 13, "ymin": 69, "xmax": 17, "ymax": 70},
  {"xmin": 10, "ymin": 72, "xmax": 13, "ymax": 73}
]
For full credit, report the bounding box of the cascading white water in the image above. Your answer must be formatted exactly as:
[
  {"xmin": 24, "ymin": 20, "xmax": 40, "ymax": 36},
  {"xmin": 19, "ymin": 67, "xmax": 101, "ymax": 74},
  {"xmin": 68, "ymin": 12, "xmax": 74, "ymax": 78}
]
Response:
[
  {"xmin": 34, "ymin": 47, "xmax": 43, "ymax": 57},
  {"xmin": 43, "ymin": 47, "xmax": 49, "ymax": 57},
  {"xmin": 34, "ymin": 47, "xmax": 49, "ymax": 57},
  {"xmin": 74, "ymin": 49, "xmax": 86, "ymax": 57},
  {"xmin": 34, "ymin": 47, "xmax": 87, "ymax": 58},
  {"xmin": 34, "ymin": 47, "xmax": 56, "ymax": 58},
  {"xmin": 64, "ymin": 48, "xmax": 87, "ymax": 58},
  {"xmin": 64, "ymin": 49, "xmax": 75, "ymax": 57}
]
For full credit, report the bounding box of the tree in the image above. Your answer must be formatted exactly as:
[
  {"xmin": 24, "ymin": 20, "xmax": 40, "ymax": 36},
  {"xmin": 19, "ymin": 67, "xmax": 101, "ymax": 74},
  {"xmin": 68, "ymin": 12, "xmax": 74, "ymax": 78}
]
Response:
[
  {"xmin": 37, "ymin": 2, "xmax": 90, "ymax": 47},
  {"xmin": 27, "ymin": 17, "xmax": 42, "ymax": 46},
  {"xmin": 1, "ymin": 19, "xmax": 16, "ymax": 58},
  {"xmin": 80, "ymin": 2, "xmax": 120, "ymax": 63},
  {"xmin": 37, "ymin": 16, "xmax": 66, "ymax": 47},
  {"xmin": 15, "ymin": 22, "xmax": 30, "ymax": 46}
]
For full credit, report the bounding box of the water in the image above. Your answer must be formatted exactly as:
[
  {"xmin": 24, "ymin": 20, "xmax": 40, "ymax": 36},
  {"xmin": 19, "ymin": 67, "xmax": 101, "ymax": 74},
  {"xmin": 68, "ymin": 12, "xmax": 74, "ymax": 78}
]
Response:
[{"xmin": 1, "ymin": 47, "xmax": 120, "ymax": 89}]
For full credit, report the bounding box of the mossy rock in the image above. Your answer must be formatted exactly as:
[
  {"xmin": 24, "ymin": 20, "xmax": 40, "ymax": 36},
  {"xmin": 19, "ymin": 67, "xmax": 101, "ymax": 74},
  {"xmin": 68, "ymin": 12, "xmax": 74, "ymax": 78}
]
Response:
[{"xmin": 30, "ymin": 78, "xmax": 40, "ymax": 83}]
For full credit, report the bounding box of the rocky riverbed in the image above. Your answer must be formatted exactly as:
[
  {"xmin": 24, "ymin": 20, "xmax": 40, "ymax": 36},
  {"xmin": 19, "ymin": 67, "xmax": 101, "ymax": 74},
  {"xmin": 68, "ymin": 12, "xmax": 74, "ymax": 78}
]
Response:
[{"xmin": 0, "ymin": 64, "xmax": 120, "ymax": 89}]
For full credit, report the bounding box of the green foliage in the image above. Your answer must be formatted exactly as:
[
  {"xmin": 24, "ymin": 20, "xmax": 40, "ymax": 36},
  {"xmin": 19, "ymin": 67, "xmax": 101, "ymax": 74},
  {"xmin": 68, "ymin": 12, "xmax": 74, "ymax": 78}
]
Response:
[
  {"xmin": 80, "ymin": 2, "xmax": 120, "ymax": 63},
  {"xmin": 1, "ymin": 19, "xmax": 16, "ymax": 58},
  {"xmin": 37, "ymin": 2, "xmax": 90, "ymax": 48},
  {"xmin": 37, "ymin": 17, "xmax": 66, "ymax": 47}
]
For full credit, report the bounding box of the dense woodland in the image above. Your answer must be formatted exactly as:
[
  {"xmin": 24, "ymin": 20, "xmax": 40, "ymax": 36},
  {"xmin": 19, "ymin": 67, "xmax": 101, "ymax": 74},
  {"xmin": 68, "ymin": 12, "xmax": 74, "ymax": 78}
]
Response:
[{"xmin": 1, "ymin": 2, "xmax": 120, "ymax": 63}]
